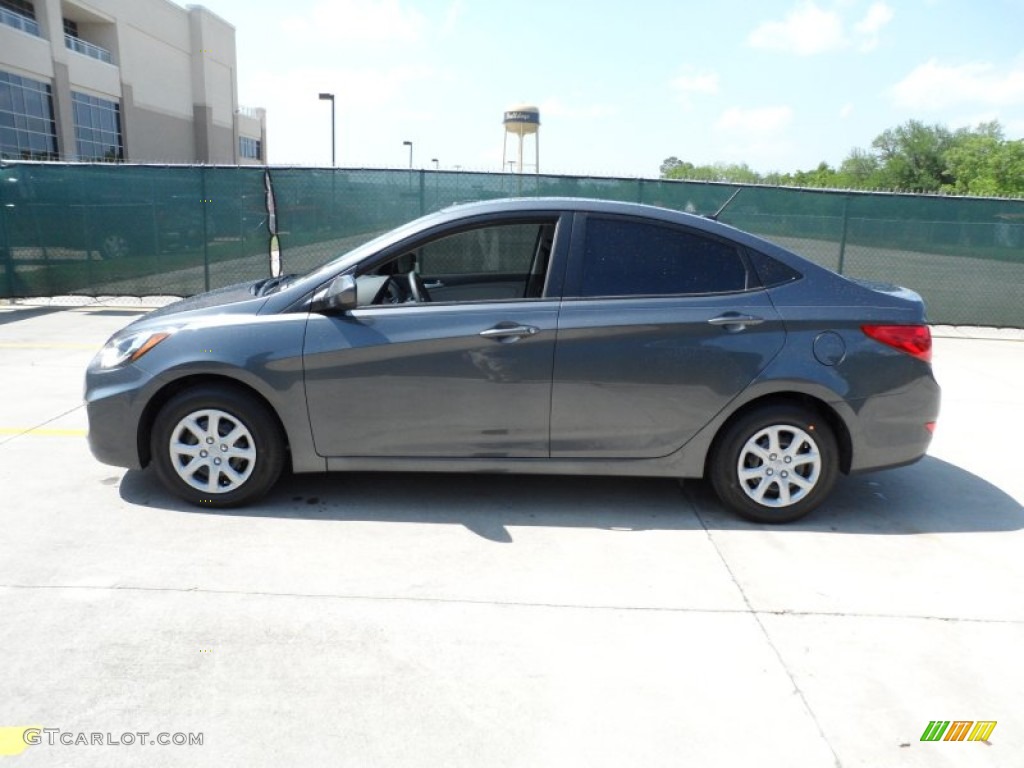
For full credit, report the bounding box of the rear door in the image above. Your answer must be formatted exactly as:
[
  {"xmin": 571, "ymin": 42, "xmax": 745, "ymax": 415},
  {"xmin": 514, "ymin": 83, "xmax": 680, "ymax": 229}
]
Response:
[{"xmin": 550, "ymin": 214, "xmax": 786, "ymax": 458}]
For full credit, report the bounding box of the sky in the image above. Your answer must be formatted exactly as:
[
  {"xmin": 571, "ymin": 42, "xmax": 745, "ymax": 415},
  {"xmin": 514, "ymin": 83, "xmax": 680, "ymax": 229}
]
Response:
[{"xmin": 193, "ymin": 0, "xmax": 1024, "ymax": 177}]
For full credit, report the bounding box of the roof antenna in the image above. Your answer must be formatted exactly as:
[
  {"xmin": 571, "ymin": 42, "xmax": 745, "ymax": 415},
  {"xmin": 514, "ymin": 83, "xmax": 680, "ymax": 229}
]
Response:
[{"xmin": 706, "ymin": 187, "xmax": 743, "ymax": 221}]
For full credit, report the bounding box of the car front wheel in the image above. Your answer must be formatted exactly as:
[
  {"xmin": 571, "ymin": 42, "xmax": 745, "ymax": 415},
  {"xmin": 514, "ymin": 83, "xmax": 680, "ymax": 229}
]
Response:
[
  {"xmin": 709, "ymin": 405, "xmax": 838, "ymax": 523},
  {"xmin": 150, "ymin": 385, "xmax": 284, "ymax": 507}
]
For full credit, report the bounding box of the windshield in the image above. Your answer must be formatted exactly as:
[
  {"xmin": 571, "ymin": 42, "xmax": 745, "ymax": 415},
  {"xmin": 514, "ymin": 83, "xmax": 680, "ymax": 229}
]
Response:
[{"xmin": 295, "ymin": 210, "xmax": 451, "ymax": 287}]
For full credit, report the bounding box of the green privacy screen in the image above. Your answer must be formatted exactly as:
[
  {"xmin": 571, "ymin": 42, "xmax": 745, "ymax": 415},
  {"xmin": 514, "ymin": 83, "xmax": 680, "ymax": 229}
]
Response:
[{"xmin": 1, "ymin": 162, "xmax": 1021, "ymax": 326}]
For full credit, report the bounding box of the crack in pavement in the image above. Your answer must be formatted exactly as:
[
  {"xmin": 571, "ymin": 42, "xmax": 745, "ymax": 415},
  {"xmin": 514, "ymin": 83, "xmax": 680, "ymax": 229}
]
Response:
[
  {"xmin": 0, "ymin": 404, "xmax": 85, "ymax": 447},
  {"xmin": 685, "ymin": 483, "xmax": 844, "ymax": 768},
  {"xmin": 0, "ymin": 582, "xmax": 1019, "ymax": 625}
]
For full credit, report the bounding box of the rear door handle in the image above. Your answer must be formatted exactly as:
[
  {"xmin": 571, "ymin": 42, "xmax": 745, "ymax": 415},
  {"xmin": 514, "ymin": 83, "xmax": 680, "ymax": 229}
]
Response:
[
  {"xmin": 707, "ymin": 313, "xmax": 765, "ymax": 331},
  {"xmin": 479, "ymin": 324, "xmax": 540, "ymax": 341}
]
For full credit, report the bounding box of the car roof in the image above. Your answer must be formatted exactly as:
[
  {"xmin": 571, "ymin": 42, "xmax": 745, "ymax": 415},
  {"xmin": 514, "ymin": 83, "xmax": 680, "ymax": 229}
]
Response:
[
  {"xmin": 441, "ymin": 196, "xmax": 696, "ymax": 221},
  {"xmin": 435, "ymin": 196, "xmax": 762, "ymax": 246}
]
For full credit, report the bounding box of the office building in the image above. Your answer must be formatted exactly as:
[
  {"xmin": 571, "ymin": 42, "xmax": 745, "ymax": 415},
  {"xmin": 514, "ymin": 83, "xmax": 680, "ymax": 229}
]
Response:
[{"xmin": 0, "ymin": 0, "xmax": 266, "ymax": 163}]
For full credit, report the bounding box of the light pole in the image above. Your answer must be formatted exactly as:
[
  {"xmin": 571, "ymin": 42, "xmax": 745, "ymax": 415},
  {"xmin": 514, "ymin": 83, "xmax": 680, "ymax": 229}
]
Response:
[
  {"xmin": 402, "ymin": 140, "xmax": 413, "ymax": 169},
  {"xmin": 318, "ymin": 93, "xmax": 335, "ymax": 166},
  {"xmin": 431, "ymin": 158, "xmax": 439, "ymax": 170}
]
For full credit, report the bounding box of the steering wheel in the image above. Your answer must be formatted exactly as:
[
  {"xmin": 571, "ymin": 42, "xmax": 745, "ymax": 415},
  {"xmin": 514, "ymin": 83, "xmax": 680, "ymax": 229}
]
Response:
[
  {"xmin": 380, "ymin": 276, "xmax": 409, "ymax": 304},
  {"xmin": 407, "ymin": 272, "xmax": 432, "ymax": 303}
]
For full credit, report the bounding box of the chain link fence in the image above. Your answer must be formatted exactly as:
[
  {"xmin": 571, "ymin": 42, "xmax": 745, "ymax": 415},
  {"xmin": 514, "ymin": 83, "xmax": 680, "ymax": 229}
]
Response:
[{"xmin": 1, "ymin": 162, "xmax": 1021, "ymax": 326}]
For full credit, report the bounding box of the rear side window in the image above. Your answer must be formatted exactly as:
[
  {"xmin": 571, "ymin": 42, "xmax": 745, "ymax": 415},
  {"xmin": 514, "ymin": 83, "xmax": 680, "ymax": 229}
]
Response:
[
  {"xmin": 746, "ymin": 248, "xmax": 802, "ymax": 287},
  {"xmin": 581, "ymin": 217, "xmax": 751, "ymax": 297}
]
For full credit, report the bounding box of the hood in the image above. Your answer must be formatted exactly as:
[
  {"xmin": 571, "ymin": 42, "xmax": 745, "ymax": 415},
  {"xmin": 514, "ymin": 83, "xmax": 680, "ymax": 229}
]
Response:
[{"xmin": 133, "ymin": 280, "xmax": 268, "ymax": 326}]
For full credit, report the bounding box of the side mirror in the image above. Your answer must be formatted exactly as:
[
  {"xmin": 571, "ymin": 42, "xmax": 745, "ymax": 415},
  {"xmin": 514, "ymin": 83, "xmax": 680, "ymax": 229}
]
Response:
[{"xmin": 312, "ymin": 274, "xmax": 358, "ymax": 313}]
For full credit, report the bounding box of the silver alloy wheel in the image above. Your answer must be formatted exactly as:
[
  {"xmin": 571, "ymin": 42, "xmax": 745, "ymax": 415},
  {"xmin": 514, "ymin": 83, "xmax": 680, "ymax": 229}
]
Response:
[
  {"xmin": 168, "ymin": 408, "xmax": 256, "ymax": 493},
  {"xmin": 736, "ymin": 424, "xmax": 821, "ymax": 508},
  {"xmin": 101, "ymin": 233, "xmax": 130, "ymax": 259}
]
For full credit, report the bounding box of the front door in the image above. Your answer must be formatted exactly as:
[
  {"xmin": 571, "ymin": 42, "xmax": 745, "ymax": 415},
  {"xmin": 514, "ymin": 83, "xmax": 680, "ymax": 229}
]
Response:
[{"xmin": 303, "ymin": 216, "xmax": 568, "ymax": 458}]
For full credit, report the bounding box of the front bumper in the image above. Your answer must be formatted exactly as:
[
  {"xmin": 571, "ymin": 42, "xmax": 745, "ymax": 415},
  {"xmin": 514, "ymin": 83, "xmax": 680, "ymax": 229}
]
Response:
[{"xmin": 84, "ymin": 361, "xmax": 155, "ymax": 470}]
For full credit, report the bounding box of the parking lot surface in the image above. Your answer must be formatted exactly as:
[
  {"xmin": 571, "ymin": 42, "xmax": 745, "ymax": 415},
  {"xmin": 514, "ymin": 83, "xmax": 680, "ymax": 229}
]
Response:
[{"xmin": 1, "ymin": 301, "xmax": 1022, "ymax": 767}]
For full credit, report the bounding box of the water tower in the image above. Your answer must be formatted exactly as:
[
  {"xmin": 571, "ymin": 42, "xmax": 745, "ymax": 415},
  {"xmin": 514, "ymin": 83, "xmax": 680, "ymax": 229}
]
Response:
[{"xmin": 502, "ymin": 105, "xmax": 540, "ymax": 174}]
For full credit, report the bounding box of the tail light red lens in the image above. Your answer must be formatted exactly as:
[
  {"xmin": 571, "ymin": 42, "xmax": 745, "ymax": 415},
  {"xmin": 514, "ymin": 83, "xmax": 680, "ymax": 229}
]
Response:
[{"xmin": 861, "ymin": 324, "xmax": 932, "ymax": 363}]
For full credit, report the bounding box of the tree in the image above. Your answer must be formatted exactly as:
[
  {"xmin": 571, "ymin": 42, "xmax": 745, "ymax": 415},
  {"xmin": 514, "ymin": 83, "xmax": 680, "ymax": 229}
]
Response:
[
  {"xmin": 870, "ymin": 120, "xmax": 955, "ymax": 191},
  {"xmin": 659, "ymin": 156, "xmax": 685, "ymax": 177},
  {"xmin": 660, "ymin": 119, "xmax": 1024, "ymax": 196},
  {"xmin": 838, "ymin": 148, "xmax": 880, "ymax": 188},
  {"xmin": 661, "ymin": 161, "xmax": 763, "ymax": 184},
  {"xmin": 943, "ymin": 123, "xmax": 1024, "ymax": 196}
]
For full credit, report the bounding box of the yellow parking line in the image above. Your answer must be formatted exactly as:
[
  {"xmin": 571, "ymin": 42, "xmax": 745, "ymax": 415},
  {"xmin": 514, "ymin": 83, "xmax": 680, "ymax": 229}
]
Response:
[
  {"xmin": 0, "ymin": 342, "xmax": 98, "ymax": 350},
  {"xmin": 0, "ymin": 427, "xmax": 87, "ymax": 437}
]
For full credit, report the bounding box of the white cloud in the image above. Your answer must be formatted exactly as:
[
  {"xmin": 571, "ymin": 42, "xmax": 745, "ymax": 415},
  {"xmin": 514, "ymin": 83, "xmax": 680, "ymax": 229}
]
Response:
[
  {"xmin": 442, "ymin": 0, "xmax": 463, "ymax": 35},
  {"xmin": 855, "ymin": 2, "xmax": 894, "ymax": 34},
  {"xmin": 717, "ymin": 106, "xmax": 794, "ymax": 133},
  {"xmin": 854, "ymin": 2, "xmax": 894, "ymax": 50},
  {"xmin": 747, "ymin": 2, "xmax": 845, "ymax": 55},
  {"xmin": 748, "ymin": 1, "xmax": 893, "ymax": 55},
  {"xmin": 671, "ymin": 70, "xmax": 720, "ymax": 95},
  {"xmin": 890, "ymin": 59, "xmax": 1024, "ymax": 109},
  {"xmin": 839, "ymin": 103, "xmax": 854, "ymax": 118},
  {"xmin": 282, "ymin": 0, "xmax": 427, "ymax": 43}
]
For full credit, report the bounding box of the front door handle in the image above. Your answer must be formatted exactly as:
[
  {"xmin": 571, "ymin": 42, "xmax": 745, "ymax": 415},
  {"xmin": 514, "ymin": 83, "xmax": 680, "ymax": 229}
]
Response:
[
  {"xmin": 707, "ymin": 313, "xmax": 765, "ymax": 331},
  {"xmin": 479, "ymin": 324, "xmax": 540, "ymax": 341}
]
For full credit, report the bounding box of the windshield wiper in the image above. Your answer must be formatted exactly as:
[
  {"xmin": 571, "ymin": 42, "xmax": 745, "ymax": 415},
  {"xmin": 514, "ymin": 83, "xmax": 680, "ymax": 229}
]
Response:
[{"xmin": 254, "ymin": 274, "xmax": 297, "ymax": 297}]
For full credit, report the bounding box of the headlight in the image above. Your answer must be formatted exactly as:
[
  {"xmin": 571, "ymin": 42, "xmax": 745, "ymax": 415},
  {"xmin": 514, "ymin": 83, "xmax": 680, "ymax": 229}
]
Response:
[{"xmin": 97, "ymin": 329, "xmax": 175, "ymax": 369}]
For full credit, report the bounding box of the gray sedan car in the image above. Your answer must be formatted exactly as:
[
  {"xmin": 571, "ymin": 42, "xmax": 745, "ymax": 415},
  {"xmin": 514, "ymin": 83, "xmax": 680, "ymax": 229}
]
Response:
[{"xmin": 85, "ymin": 198, "xmax": 940, "ymax": 523}]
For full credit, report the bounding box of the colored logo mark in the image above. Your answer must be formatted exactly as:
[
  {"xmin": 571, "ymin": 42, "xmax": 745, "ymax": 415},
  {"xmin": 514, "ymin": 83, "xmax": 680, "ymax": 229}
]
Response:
[
  {"xmin": 921, "ymin": 720, "xmax": 997, "ymax": 742},
  {"xmin": 0, "ymin": 727, "xmax": 40, "ymax": 756}
]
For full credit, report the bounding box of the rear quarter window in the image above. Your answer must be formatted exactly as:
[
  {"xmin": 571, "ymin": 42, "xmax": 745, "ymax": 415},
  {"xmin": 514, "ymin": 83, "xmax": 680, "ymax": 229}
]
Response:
[
  {"xmin": 746, "ymin": 248, "xmax": 803, "ymax": 287},
  {"xmin": 581, "ymin": 216, "xmax": 753, "ymax": 297}
]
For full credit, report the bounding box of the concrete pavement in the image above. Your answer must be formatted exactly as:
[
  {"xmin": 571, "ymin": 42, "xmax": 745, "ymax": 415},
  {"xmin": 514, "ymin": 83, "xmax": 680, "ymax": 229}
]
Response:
[{"xmin": 0, "ymin": 302, "xmax": 1021, "ymax": 767}]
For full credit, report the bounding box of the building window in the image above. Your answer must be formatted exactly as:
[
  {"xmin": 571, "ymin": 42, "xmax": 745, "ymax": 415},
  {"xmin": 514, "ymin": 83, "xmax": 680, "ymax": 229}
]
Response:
[
  {"xmin": 239, "ymin": 136, "xmax": 261, "ymax": 160},
  {"xmin": 63, "ymin": 18, "xmax": 78, "ymax": 37},
  {"xmin": 0, "ymin": 0, "xmax": 35, "ymax": 17},
  {"xmin": 0, "ymin": 0, "xmax": 40, "ymax": 36},
  {"xmin": 71, "ymin": 91, "xmax": 123, "ymax": 161},
  {"xmin": 0, "ymin": 71, "xmax": 58, "ymax": 160}
]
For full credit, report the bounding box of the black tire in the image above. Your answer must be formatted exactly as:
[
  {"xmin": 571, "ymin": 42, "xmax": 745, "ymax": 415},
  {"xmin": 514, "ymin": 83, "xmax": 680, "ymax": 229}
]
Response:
[
  {"xmin": 709, "ymin": 405, "xmax": 838, "ymax": 524},
  {"xmin": 150, "ymin": 385, "xmax": 285, "ymax": 508}
]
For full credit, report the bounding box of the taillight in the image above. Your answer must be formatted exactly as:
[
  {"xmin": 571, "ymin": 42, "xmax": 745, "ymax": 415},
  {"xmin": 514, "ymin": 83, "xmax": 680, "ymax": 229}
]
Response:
[{"xmin": 861, "ymin": 324, "xmax": 932, "ymax": 362}]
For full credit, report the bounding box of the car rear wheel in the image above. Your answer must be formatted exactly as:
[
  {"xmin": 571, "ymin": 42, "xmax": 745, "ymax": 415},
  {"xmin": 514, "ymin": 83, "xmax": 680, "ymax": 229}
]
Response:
[
  {"xmin": 150, "ymin": 385, "xmax": 284, "ymax": 507},
  {"xmin": 709, "ymin": 405, "xmax": 838, "ymax": 523}
]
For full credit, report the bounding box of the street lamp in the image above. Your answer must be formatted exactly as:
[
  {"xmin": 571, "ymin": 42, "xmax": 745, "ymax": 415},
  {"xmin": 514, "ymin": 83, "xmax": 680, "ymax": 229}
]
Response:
[
  {"xmin": 403, "ymin": 140, "xmax": 413, "ymax": 169},
  {"xmin": 431, "ymin": 158, "xmax": 439, "ymax": 170},
  {"xmin": 318, "ymin": 93, "xmax": 335, "ymax": 166}
]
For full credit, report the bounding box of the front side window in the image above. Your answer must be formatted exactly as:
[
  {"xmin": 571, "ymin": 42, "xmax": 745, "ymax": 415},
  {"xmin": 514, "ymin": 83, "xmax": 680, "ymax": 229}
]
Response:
[
  {"xmin": 419, "ymin": 222, "xmax": 544, "ymax": 278},
  {"xmin": 72, "ymin": 91, "xmax": 122, "ymax": 161},
  {"xmin": 357, "ymin": 220, "xmax": 557, "ymax": 306},
  {"xmin": 0, "ymin": 71, "xmax": 58, "ymax": 160},
  {"xmin": 581, "ymin": 217, "xmax": 752, "ymax": 297}
]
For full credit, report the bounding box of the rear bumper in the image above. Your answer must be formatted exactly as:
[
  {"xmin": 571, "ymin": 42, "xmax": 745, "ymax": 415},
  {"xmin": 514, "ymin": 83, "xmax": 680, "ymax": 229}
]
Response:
[{"xmin": 848, "ymin": 374, "xmax": 941, "ymax": 473}]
